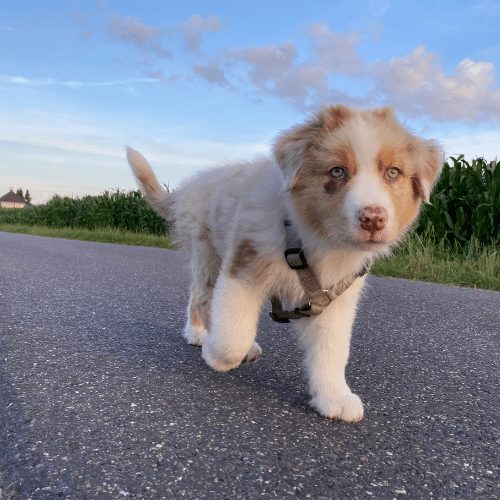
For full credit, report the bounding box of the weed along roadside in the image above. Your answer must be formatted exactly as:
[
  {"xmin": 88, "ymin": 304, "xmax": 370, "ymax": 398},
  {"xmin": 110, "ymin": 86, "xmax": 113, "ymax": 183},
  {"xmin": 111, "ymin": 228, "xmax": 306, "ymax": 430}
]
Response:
[{"xmin": 0, "ymin": 157, "xmax": 498, "ymax": 290}]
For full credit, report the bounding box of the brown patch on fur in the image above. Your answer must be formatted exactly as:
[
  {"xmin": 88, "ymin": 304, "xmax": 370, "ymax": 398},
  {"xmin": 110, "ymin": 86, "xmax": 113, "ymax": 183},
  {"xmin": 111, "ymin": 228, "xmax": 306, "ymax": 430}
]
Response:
[
  {"xmin": 376, "ymin": 147, "xmax": 411, "ymax": 177},
  {"xmin": 323, "ymin": 144, "xmax": 357, "ymax": 194},
  {"xmin": 375, "ymin": 146, "xmax": 421, "ymax": 229},
  {"xmin": 198, "ymin": 225, "xmax": 210, "ymax": 241},
  {"xmin": 292, "ymin": 145, "xmax": 352, "ymax": 238},
  {"xmin": 411, "ymin": 176, "xmax": 426, "ymax": 200},
  {"xmin": 273, "ymin": 105, "xmax": 353, "ymax": 190},
  {"xmin": 189, "ymin": 303, "xmax": 205, "ymax": 329},
  {"xmin": 372, "ymin": 106, "xmax": 394, "ymax": 122},
  {"xmin": 418, "ymin": 143, "xmax": 443, "ymax": 202},
  {"xmin": 324, "ymin": 177, "xmax": 346, "ymax": 194},
  {"xmin": 231, "ymin": 239, "xmax": 257, "ymax": 273},
  {"xmin": 230, "ymin": 239, "xmax": 271, "ymax": 282},
  {"xmin": 320, "ymin": 105, "xmax": 352, "ymax": 131},
  {"xmin": 389, "ymin": 179, "xmax": 421, "ymax": 230}
]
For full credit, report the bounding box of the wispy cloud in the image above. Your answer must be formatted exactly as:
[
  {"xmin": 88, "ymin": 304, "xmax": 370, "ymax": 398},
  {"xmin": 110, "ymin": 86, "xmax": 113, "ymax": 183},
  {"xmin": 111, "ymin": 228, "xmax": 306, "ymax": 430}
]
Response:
[
  {"xmin": 201, "ymin": 25, "xmax": 367, "ymax": 110},
  {"xmin": 108, "ymin": 17, "xmax": 170, "ymax": 58},
  {"xmin": 179, "ymin": 15, "xmax": 223, "ymax": 53},
  {"xmin": 0, "ymin": 24, "xmax": 15, "ymax": 32},
  {"xmin": 192, "ymin": 62, "xmax": 230, "ymax": 87},
  {"xmin": 0, "ymin": 75, "xmax": 160, "ymax": 88},
  {"xmin": 309, "ymin": 23, "xmax": 364, "ymax": 75}
]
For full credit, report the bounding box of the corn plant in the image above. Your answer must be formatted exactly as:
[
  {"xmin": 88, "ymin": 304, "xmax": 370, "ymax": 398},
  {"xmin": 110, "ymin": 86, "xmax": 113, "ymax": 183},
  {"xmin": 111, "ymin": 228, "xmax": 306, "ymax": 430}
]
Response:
[{"xmin": 416, "ymin": 156, "xmax": 499, "ymax": 246}]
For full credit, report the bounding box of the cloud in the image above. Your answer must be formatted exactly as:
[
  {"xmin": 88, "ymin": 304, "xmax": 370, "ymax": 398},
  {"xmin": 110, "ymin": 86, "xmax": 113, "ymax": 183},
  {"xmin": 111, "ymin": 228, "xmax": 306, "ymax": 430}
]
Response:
[
  {"xmin": 179, "ymin": 15, "xmax": 223, "ymax": 52},
  {"xmin": 102, "ymin": 16, "xmax": 500, "ymax": 122},
  {"xmin": 0, "ymin": 75, "xmax": 159, "ymax": 89},
  {"xmin": 372, "ymin": 46, "xmax": 500, "ymax": 121},
  {"xmin": 108, "ymin": 17, "xmax": 170, "ymax": 58},
  {"xmin": 211, "ymin": 25, "xmax": 366, "ymax": 110},
  {"xmin": 309, "ymin": 23, "xmax": 364, "ymax": 75},
  {"xmin": 229, "ymin": 42, "xmax": 297, "ymax": 86},
  {"xmin": 192, "ymin": 62, "xmax": 229, "ymax": 86}
]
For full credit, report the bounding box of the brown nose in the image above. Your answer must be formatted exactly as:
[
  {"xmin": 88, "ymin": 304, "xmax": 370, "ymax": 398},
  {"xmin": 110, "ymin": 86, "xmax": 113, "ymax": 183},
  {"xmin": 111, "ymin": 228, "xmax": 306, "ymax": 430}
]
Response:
[{"xmin": 358, "ymin": 205, "xmax": 388, "ymax": 233}]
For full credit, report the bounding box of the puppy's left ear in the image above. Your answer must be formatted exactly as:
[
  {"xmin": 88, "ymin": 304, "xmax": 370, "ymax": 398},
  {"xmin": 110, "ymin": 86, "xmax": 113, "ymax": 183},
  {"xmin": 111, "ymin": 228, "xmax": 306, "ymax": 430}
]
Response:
[
  {"xmin": 413, "ymin": 141, "xmax": 444, "ymax": 203},
  {"xmin": 273, "ymin": 105, "xmax": 351, "ymax": 190}
]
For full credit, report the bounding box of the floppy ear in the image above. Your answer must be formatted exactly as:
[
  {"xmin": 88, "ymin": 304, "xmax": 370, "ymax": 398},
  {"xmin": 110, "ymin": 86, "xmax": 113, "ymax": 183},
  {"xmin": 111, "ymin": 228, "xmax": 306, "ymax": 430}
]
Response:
[
  {"xmin": 412, "ymin": 141, "xmax": 444, "ymax": 203},
  {"xmin": 273, "ymin": 105, "xmax": 351, "ymax": 190}
]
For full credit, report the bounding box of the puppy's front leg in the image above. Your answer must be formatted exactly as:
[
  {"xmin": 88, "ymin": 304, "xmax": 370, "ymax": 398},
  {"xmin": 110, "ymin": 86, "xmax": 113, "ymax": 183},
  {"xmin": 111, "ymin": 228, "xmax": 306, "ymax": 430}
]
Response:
[
  {"xmin": 300, "ymin": 277, "xmax": 366, "ymax": 422},
  {"xmin": 202, "ymin": 273, "xmax": 264, "ymax": 372}
]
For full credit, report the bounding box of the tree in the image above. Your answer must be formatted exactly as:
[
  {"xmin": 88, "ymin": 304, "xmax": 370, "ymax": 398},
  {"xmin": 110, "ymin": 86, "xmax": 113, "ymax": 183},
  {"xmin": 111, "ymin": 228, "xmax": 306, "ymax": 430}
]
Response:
[
  {"xmin": 24, "ymin": 189, "xmax": 32, "ymax": 204},
  {"xmin": 16, "ymin": 188, "xmax": 24, "ymax": 199}
]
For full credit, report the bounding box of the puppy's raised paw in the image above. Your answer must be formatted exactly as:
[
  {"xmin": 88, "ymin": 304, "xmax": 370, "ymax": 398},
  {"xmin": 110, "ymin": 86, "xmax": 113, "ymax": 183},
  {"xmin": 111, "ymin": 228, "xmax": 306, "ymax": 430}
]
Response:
[
  {"xmin": 311, "ymin": 393, "xmax": 364, "ymax": 422},
  {"xmin": 242, "ymin": 341, "xmax": 262, "ymax": 364},
  {"xmin": 183, "ymin": 324, "xmax": 208, "ymax": 346}
]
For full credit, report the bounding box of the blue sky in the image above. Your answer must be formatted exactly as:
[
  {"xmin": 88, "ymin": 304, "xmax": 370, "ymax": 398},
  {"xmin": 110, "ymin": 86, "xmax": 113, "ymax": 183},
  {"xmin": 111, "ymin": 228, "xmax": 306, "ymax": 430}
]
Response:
[{"xmin": 1, "ymin": 0, "xmax": 499, "ymax": 203}]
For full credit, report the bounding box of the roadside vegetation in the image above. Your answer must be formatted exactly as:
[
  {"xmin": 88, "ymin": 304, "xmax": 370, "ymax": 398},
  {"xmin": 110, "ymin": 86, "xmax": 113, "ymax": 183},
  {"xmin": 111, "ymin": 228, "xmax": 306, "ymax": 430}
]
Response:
[
  {"xmin": 0, "ymin": 157, "xmax": 498, "ymax": 290},
  {"xmin": 0, "ymin": 224, "xmax": 172, "ymax": 248}
]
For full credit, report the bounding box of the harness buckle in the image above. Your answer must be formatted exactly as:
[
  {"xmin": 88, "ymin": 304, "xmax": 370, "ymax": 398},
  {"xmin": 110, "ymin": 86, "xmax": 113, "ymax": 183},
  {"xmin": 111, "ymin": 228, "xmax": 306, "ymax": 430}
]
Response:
[
  {"xmin": 284, "ymin": 248, "xmax": 308, "ymax": 270},
  {"xmin": 269, "ymin": 312, "xmax": 291, "ymax": 323}
]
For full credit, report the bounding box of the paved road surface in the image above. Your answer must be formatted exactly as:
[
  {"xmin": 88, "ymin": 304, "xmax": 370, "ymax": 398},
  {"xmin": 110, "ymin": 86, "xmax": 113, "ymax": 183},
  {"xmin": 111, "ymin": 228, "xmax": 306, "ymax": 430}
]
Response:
[{"xmin": 0, "ymin": 232, "xmax": 498, "ymax": 499}]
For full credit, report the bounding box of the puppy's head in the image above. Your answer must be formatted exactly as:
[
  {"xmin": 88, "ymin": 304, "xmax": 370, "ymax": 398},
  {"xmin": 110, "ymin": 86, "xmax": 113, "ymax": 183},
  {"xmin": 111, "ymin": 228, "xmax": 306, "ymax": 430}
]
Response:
[{"xmin": 274, "ymin": 105, "xmax": 443, "ymax": 252}]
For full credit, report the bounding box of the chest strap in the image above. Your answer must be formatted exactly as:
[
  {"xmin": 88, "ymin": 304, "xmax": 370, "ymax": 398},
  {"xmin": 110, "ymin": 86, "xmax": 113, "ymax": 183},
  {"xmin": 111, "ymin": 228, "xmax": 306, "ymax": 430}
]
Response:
[{"xmin": 269, "ymin": 221, "xmax": 370, "ymax": 323}]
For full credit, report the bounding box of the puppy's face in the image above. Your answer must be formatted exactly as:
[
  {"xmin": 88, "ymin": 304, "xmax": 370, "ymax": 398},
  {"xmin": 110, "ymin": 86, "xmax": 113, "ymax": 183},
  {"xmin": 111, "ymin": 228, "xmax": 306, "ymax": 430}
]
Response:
[{"xmin": 274, "ymin": 106, "xmax": 443, "ymax": 252}]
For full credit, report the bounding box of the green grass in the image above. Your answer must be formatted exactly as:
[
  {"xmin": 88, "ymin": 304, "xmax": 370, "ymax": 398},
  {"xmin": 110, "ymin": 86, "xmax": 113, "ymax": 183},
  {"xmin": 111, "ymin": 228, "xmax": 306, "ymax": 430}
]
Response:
[
  {"xmin": 1, "ymin": 223, "xmax": 497, "ymax": 291},
  {"xmin": 372, "ymin": 234, "xmax": 499, "ymax": 291},
  {"xmin": 0, "ymin": 224, "xmax": 173, "ymax": 249}
]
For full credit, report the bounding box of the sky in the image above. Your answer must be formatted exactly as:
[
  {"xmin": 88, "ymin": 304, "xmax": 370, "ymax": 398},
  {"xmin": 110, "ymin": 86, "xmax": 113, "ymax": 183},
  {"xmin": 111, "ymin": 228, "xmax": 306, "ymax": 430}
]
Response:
[{"xmin": 1, "ymin": 0, "xmax": 499, "ymax": 203}]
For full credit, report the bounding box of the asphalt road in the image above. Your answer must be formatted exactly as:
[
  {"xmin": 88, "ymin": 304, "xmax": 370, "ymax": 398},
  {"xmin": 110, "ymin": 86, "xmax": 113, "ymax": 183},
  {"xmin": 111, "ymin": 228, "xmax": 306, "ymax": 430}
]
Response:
[{"xmin": 0, "ymin": 232, "xmax": 498, "ymax": 499}]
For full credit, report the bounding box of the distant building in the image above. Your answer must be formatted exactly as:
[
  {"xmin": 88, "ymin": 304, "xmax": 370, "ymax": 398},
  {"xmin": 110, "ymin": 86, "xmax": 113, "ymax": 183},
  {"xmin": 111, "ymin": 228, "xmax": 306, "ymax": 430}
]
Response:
[{"xmin": 0, "ymin": 189, "xmax": 28, "ymax": 208}]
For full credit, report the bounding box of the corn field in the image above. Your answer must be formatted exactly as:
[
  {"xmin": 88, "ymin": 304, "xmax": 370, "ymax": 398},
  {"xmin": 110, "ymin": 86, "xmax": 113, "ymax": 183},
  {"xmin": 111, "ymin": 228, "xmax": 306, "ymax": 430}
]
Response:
[
  {"xmin": 417, "ymin": 156, "xmax": 499, "ymax": 246},
  {"xmin": 0, "ymin": 156, "xmax": 498, "ymax": 245},
  {"xmin": 0, "ymin": 190, "xmax": 167, "ymax": 235}
]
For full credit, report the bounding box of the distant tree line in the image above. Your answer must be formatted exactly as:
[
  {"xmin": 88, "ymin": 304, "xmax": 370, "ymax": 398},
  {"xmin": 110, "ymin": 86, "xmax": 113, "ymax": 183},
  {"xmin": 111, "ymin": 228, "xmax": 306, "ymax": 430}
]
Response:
[{"xmin": 14, "ymin": 188, "xmax": 31, "ymax": 204}]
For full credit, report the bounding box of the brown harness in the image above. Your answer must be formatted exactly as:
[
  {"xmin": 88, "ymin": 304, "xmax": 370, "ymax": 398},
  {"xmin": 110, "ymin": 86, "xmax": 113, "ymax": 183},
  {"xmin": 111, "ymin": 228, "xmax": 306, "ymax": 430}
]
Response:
[{"xmin": 269, "ymin": 221, "xmax": 370, "ymax": 323}]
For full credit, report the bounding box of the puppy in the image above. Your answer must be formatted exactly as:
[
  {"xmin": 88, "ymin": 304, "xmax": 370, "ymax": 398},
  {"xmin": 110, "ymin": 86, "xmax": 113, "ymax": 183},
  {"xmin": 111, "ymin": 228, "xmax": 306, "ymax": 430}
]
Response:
[{"xmin": 127, "ymin": 105, "xmax": 442, "ymax": 422}]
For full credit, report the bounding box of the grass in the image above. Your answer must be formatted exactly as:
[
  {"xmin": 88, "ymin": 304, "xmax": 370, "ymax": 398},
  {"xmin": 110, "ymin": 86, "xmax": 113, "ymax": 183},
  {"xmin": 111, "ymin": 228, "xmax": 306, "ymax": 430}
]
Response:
[
  {"xmin": 372, "ymin": 234, "xmax": 499, "ymax": 291},
  {"xmin": 1, "ymin": 223, "xmax": 498, "ymax": 291},
  {"xmin": 0, "ymin": 224, "xmax": 173, "ymax": 249}
]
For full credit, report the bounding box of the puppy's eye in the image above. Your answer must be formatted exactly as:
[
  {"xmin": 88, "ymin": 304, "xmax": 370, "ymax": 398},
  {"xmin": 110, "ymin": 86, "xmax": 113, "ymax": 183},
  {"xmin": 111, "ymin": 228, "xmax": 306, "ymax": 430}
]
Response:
[
  {"xmin": 386, "ymin": 167, "xmax": 400, "ymax": 180},
  {"xmin": 329, "ymin": 166, "xmax": 346, "ymax": 179}
]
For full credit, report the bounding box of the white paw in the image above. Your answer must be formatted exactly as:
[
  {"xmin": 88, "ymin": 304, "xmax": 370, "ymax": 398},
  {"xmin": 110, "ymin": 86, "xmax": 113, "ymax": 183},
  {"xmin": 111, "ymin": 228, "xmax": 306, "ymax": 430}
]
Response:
[
  {"xmin": 311, "ymin": 393, "xmax": 364, "ymax": 422},
  {"xmin": 201, "ymin": 342, "xmax": 240, "ymax": 372},
  {"xmin": 242, "ymin": 341, "xmax": 262, "ymax": 363},
  {"xmin": 183, "ymin": 324, "xmax": 207, "ymax": 346}
]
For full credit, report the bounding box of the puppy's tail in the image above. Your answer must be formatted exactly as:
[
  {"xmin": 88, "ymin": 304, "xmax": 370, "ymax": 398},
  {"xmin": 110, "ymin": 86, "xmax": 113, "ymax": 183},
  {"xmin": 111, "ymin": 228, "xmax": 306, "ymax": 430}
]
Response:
[{"xmin": 126, "ymin": 147, "xmax": 171, "ymax": 220}]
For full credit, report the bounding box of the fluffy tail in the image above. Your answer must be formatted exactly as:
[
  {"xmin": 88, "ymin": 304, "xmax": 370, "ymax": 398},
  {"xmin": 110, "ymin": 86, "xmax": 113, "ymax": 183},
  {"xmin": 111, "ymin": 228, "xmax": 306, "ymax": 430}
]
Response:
[{"xmin": 126, "ymin": 147, "xmax": 171, "ymax": 219}]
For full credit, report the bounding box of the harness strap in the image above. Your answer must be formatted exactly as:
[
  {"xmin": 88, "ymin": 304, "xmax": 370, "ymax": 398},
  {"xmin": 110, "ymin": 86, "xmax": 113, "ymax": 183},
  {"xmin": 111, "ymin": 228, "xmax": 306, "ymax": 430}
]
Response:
[{"xmin": 269, "ymin": 221, "xmax": 370, "ymax": 323}]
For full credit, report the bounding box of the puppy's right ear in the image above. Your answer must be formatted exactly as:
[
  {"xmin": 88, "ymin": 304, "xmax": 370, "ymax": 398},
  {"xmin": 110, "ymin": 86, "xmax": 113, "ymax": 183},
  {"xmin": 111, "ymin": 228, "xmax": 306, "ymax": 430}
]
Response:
[{"xmin": 273, "ymin": 105, "xmax": 351, "ymax": 190}]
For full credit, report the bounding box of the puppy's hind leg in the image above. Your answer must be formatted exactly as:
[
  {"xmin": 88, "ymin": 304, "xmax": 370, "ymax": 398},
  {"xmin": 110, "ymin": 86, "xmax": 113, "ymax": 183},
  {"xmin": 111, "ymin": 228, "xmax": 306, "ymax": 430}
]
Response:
[
  {"xmin": 183, "ymin": 238, "xmax": 220, "ymax": 346},
  {"xmin": 202, "ymin": 273, "xmax": 265, "ymax": 372},
  {"xmin": 183, "ymin": 290, "xmax": 209, "ymax": 346}
]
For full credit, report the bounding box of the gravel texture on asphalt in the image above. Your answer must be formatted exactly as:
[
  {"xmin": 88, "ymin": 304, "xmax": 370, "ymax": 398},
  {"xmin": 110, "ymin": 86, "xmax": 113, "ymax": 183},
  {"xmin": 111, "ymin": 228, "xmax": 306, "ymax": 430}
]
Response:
[{"xmin": 0, "ymin": 232, "xmax": 499, "ymax": 499}]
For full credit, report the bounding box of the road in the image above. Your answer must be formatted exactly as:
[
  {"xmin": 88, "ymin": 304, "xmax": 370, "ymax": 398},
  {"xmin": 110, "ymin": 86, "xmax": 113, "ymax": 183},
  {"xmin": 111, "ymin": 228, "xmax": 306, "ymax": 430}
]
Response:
[{"xmin": 0, "ymin": 232, "xmax": 498, "ymax": 499}]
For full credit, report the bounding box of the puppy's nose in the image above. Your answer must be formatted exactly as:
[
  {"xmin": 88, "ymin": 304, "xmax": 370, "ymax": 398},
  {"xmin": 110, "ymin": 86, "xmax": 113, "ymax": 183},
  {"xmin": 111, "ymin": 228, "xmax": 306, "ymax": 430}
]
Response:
[{"xmin": 358, "ymin": 205, "xmax": 387, "ymax": 233}]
